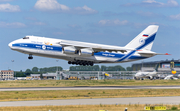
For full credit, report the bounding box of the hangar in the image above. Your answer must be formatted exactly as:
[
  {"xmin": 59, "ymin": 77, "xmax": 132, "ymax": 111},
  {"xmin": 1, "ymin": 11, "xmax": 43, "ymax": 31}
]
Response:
[{"xmin": 132, "ymin": 59, "xmax": 180, "ymax": 73}]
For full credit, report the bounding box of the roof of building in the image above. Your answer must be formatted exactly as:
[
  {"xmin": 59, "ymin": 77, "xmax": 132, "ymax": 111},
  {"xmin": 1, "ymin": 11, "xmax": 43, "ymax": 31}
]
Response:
[
  {"xmin": 0, "ymin": 70, "xmax": 14, "ymax": 72},
  {"xmin": 132, "ymin": 59, "xmax": 180, "ymax": 65}
]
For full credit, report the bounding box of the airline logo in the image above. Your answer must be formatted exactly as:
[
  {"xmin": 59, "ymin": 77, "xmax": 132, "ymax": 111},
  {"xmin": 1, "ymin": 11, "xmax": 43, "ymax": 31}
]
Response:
[
  {"xmin": 42, "ymin": 45, "xmax": 46, "ymax": 50},
  {"xmin": 139, "ymin": 38, "xmax": 145, "ymax": 44},
  {"xmin": 143, "ymin": 34, "xmax": 149, "ymax": 37}
]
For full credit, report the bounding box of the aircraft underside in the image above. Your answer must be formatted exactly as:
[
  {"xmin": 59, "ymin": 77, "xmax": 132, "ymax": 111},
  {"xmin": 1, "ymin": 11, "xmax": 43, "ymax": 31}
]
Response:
[{"xmin": 12, "ymin": 46, "xmax": 147, "ymax": 66}]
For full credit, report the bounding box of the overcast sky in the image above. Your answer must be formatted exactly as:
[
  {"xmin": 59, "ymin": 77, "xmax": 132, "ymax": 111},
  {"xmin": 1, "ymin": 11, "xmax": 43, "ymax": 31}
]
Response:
[{"xmin": 1, "ymin": 0, "xmax": 180, "ymax": 71}]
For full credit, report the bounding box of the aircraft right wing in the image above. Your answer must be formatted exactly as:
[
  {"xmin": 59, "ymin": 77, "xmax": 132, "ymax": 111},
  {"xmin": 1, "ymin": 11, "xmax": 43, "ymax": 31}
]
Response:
[{"xmin": 59, "ymin": 41, "xmax": 134, "ymax": 53}]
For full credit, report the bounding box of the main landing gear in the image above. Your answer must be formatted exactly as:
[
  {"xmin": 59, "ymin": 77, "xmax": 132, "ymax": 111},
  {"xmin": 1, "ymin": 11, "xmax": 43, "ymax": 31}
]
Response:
[
  {"xmin": 28, "ymin": 54, "xmax": 33, "ymax": 59},
  {"xmin": 68, "ymin": 60, "xmax": 94, "ymax": 66}
]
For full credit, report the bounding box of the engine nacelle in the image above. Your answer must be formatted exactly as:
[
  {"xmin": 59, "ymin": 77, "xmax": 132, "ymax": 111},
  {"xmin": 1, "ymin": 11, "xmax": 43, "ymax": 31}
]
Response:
[
  {"xmin": 79, "ymin": 48, "xmax": 94, "ymax": 57},
  {"xmin": 62, "ymin": 46, "xmax": 76, "ymax": 55}
]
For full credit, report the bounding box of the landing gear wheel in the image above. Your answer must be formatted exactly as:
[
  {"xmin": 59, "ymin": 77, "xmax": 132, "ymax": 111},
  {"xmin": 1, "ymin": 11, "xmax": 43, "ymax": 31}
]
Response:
[
  {"xmin": 28, "ymin": 54, "xmax": 33, "ymax": 59},
  {"xmin": 90, "ymin": 62, "xmax": 94, "ymax": 66},
  {"xmin": 68, "ymin": 61, "xmax": 72, "ymax": 64},
  {"xmin": 28, "ymin": 57, "xmax": 33, "ymax": 59}
]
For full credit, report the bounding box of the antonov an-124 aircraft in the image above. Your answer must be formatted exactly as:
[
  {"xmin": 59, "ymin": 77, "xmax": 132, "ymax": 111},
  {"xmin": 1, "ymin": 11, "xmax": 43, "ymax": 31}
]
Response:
[{"xmin": 8, "ymin": 25, "xmax": 168, "ymax": 66}]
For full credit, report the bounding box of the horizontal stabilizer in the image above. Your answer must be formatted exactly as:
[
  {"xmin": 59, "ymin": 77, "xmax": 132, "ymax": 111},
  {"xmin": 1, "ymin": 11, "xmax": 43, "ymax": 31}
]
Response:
[{"xmin": 137, "ymin": 50, "xmax": 170, "ymax": 56}]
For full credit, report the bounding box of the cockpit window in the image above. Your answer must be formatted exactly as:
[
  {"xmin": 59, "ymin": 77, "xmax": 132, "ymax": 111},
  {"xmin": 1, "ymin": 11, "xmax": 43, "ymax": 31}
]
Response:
[{"xmin": 23, "ymin": 37, "xmax": 29, "ymax": 39}]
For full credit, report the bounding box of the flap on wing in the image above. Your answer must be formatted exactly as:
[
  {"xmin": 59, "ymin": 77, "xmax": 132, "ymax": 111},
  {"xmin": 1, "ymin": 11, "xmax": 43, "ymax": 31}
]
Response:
[
  {"xmin": 92, "ymin": 47, "xmax": 129, "ymax": 53},
  {"xmin": 60, "ymin": 41, "xmax": 134, "ymax": 53}
]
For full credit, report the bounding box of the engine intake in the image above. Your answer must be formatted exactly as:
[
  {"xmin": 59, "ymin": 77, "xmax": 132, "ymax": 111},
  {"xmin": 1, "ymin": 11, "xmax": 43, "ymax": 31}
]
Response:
[
  {"xmin": 79, "ymin": 48, "xmax": 94, "ymax": 57},
  {"xmin": 62, "ymin": 46, "xmax": 76, "ymax": 55}
]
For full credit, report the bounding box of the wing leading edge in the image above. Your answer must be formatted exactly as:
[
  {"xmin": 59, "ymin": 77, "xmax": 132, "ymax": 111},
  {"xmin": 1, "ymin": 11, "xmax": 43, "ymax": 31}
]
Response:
[{"xmin": 59, "ymin": 41, "xmax": 134, "ymax": 53}]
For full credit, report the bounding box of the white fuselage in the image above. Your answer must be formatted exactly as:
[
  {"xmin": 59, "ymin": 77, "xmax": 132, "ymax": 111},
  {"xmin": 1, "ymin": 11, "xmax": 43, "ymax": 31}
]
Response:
[
  {"xmin": 134, "ymin": 71, "xmax": 158, "ymax": 79},
  {"xmin": 8, "ymin": 36, "xmax": 151, "ymax": 64}
]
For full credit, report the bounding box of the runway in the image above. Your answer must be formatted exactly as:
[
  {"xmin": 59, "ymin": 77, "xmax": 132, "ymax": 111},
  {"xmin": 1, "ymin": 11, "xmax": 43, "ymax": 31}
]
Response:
[
  {"xmin": 1, "ymin": 86, "xmax": 180, "ymax": 91},
  {"xmin": 0, "ymin": 96, "xmax": 180, "ymax": 107},
  {"xmin": 1, "ymin": 86, "xmax": 180, "ymax": 107}
]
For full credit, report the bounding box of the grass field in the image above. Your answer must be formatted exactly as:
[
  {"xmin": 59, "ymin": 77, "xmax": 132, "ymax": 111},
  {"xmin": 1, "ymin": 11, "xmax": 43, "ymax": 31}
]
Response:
[
  {"xmin": 0, "ymin": 79, "xmax": 180, "ymax": 88},
  {"xmin": 1, "ymin": 79, "xmax": 180, "ymax": 111},
  {"xmin": 1, "ymin": 89, "xmax": 180, "ymax": 101},
  {"xmin": 0, "ymin": 104, "xmax": 180, "ymax": 111}
]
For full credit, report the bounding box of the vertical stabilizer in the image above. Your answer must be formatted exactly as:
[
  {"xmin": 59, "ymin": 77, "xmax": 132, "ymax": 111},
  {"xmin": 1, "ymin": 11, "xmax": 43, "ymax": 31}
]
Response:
[
  {"xmin": 154, "ymin": 64, "xmax": 159, "ymax": 72},
  {"xmin": 125, "ymin": 25, "xmax": 159, "ymax": 50}
]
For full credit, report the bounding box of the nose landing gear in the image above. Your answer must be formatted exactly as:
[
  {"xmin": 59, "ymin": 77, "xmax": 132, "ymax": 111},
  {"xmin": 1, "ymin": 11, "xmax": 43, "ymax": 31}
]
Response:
[{"xmin": 28, "ymin": 54, "xmax": 33, "ymax": 59}]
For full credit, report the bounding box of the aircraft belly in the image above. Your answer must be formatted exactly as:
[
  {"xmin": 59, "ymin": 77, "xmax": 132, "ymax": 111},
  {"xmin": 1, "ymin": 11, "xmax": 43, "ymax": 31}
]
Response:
[
  {"xmin": 12, "ymin": 44, "xmax": 149, "ymax": 64},
  {"xmin": 94, "ymin": 56, "xmax": 118, "ymax": 63},
  {"xmin": 12, "ymin": 47, "xmax": 68, "ymax": 60},
  {"xmin": 13, "ymin": 47, "xmax": 98, "ymax": 62}
]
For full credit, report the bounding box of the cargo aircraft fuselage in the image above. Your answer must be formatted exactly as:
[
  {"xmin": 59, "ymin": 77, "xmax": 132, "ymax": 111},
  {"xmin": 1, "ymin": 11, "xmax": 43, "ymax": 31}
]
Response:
[{"xmin": 9, "ymin": 25, "xmax": 167, "ymax": 66}]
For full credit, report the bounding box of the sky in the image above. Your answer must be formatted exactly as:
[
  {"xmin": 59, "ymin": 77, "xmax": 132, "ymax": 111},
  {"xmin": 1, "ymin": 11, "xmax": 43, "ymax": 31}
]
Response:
[{"xmin": 1, "ymin": 0, "xmax": 180, "ymax": 71}]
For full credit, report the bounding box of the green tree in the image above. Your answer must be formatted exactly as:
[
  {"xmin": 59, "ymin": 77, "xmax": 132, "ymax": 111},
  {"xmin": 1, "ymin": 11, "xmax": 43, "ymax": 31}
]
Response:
[
  {"xmin": 39, "ymin": 66, "xmax": 62, "ymax": 73},
  {"xmin": 25, "ymin": 69, "xmax": 32, "ymax": 75},
  {"xmin": 15, "ymin": 71, "xmax": 26, "ymax": 77},
  {"xmin": 100, "ymin": 65, "xmax": 125, "ymax": 71},
  {"xmin": 32, "ymin": 67, "xmax": 39, "ymax": 73},
  {"xmin": 69, "ymin": 65, "xmax": 100, "ymax": 71},
  {"xmin": 93, "ymin": 65, "xmax": 100, "ymax": 71},
  {"xmin": 40, "ymin": 73, "xmax": 43, "ymax": 79},
  {"xmin": 101, "ymin": 65, "xmax": 106, "ymax": 71},
  {"xmin": 114, "ymin": 65, "xmax": 126, "ymax": 71},
  {"xmin": 126, "ymin": 67, "xmax": 132, "ymax": 71}
]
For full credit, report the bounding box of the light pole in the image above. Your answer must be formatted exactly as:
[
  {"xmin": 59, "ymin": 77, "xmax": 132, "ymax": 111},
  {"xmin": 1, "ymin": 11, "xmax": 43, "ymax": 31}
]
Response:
[
  {"xmin": 141, "ymin": 60, "xmax": 144, "ymax": 71},
  {"xmin": 11, "ymin": 60, "xmax": 14, "ymax": 79},
  {"xmin": 56, "ymin": 60, "xmax": 59, "ymax": 72},
  {"xmin": 56, "ymin": 60, "xmax": 59, "ymax": 80}
]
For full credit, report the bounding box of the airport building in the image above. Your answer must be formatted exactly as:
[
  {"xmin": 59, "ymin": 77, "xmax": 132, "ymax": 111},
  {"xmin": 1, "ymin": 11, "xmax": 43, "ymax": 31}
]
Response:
[
  {"xmin": 0, "ymin": 70, "xmax": 14, "ymax": 79},
  {"xmin": 132, "ymin": 59, "xmax": 180, "ymax": 72},
  {"xmin": 30, "ymin": 72, "xmax": 69, "ymax": 80},
  {"xmin": 30, "ymin": 73, "xmax": 57, "ymax": 80}
]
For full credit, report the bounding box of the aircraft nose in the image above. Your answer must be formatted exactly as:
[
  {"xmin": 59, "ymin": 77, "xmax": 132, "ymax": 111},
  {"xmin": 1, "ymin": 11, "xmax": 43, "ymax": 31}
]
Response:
[{"xmin": 8, "ymin": 42, "xmax": 12, "ymax": 48}]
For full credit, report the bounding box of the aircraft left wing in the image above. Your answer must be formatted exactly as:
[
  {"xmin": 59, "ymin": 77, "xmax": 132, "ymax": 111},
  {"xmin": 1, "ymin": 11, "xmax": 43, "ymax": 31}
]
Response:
[{"xmin": 59, "ymin": 41, "xmax": 134, "ymax": 53}]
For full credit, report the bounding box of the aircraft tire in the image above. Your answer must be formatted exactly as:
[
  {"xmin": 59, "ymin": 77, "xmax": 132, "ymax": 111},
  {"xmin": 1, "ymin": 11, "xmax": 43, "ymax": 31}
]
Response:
[{"xmin": 28, "ymin": 57, "xmax": 33, "ymax": 59}]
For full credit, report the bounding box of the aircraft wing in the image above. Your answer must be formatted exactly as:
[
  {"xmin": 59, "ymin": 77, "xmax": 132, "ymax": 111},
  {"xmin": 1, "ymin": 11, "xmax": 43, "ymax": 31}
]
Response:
[
  {"xmin": 91, "ymin": 47, "xmax": 133, "ymax": 53},
  {"xmin": 59, "ymin": 41, "xmax": 134, "ymax": 53}
]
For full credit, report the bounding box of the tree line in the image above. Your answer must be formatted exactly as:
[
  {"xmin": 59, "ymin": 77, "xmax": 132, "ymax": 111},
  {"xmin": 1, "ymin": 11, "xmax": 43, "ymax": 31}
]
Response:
[
  {"xmin": 15, "ymin": 66, "xmax": 63, "ymax": 77},
  {"xmin": 15, "ymin": 65, "xmax": 132, "ymax": 77},
  {"xmin": 69, "ymin": 65, "xmax": 132, "ymax": 71}
]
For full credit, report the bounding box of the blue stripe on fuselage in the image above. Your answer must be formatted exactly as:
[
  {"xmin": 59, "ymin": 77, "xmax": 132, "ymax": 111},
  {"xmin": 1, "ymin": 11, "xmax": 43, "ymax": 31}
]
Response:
[
  {"xmin": 12, "ymin": 43, "xmax": 147, "ymax": 62},
  {"xmin": 12, "ymin": 43, "xmax": 62, "ymax": 52},
  {"xmin": 94, "ymin": 52, "xmax": 124, "ymax": 58},
  {"xmin": 94, "ymin": 51, "xmax": 147, "ymax": 61}
]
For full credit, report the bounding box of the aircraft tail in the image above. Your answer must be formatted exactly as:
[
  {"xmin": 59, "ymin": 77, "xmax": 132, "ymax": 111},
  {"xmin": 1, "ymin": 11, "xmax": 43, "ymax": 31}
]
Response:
[
  {"xmin": 154, "ymin": 64, "xmax": 159, "ymax": 72},
  {"xmin": 125, "ymin": 25, "xmax": 159, "ymax": 51}
]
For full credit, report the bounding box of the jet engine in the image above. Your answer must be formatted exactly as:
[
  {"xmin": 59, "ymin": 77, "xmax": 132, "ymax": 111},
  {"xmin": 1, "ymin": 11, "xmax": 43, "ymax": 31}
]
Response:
[
  {"xmin": 62, "ymin": 46, "xmax": 76, "ymax": 55},
  {"xmin": 79, "ymin": 48, "xmax": 94, "ymax": 57}
]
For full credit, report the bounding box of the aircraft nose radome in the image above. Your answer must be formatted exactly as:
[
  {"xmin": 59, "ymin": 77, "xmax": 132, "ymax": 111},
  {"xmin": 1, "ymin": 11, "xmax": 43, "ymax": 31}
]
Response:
[{"xmin": 8, "ymin": 42, "xmax": 12, "ymax": 48}]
